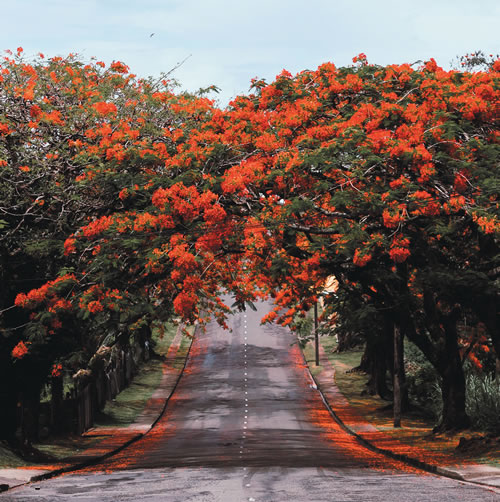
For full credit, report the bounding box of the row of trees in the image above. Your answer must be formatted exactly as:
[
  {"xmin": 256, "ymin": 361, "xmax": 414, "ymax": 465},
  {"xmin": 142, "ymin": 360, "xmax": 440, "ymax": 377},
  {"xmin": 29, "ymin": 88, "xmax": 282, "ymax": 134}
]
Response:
[
  {"xmin": 0, "ymin": 49, "xmax": 235, "ymax": 442},
  {"xmin": 1, "ymin": 49, "xmax": 498, "ymax": 441}
]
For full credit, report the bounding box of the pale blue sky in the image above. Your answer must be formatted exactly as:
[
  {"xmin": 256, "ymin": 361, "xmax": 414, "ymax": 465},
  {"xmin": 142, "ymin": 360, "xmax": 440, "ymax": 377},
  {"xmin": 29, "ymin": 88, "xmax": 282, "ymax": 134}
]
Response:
[{"xmin": 1, "ymin": 0, "xmax": 498, "ymax": 105}]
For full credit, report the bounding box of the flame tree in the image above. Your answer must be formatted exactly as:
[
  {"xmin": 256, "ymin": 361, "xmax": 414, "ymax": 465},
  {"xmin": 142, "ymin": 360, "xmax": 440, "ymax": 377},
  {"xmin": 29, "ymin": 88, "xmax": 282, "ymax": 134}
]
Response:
[
  {"xmin": 0, "ymin": 50, "xmax": 244, "ymax": 441},
  {"xmin": 3, "ymin": 50, "xmax": 499, "ymax": 438},
  {"xmin": 218, "ymin": 55, "xmax": 499, "ymax": 430}
]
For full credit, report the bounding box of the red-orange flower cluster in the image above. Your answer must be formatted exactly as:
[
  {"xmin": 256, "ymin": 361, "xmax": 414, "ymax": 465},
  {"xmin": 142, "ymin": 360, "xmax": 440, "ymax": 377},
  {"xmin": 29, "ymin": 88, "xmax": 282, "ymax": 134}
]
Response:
[{"xmin": 12, "ymin": 341, "xmax": 29, "ymax": 359}]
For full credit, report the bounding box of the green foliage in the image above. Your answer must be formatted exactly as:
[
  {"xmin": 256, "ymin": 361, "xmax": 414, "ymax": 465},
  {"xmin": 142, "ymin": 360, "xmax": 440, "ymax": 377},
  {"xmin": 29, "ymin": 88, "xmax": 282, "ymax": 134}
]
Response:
[
  {"xmin": 405, "ymin": 341, "xmax": 442, "ymax": 420},
  {"xmin": 465, "ymin": 369, "xmax": 500, "ymax": 434},
  {"xmin": 294, "ymin": 313, "xmax": 314, "ymax": 348}
]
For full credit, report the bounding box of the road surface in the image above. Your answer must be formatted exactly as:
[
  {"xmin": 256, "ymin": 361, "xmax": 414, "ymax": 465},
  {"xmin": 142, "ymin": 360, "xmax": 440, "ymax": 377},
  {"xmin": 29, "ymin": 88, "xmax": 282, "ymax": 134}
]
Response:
[{"xmin": 3, "ymin": 300, "xmax": 499, "ymax": 501}]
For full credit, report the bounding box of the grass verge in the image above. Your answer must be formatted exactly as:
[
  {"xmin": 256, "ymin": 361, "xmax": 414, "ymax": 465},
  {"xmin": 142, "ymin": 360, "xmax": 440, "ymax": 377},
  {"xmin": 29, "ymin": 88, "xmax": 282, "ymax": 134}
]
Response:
[
  {"xmin": 94, "ymin": 322, "xmax": 180, "ymax": 428},
  {"xmin": 0, "ymin": 443, "xmax": 30, "ymax": 468}
]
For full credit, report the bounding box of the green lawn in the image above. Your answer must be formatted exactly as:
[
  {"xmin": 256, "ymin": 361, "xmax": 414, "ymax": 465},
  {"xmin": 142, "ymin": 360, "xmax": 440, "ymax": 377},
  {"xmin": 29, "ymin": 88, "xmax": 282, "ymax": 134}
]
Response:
[{"xmin": 0, "ymin": 443, "xmax": 30, "ymax": 468}]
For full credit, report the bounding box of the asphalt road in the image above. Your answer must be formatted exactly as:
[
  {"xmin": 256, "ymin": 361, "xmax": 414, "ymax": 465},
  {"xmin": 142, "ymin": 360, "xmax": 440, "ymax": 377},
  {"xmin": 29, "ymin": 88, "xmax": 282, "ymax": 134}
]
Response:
[{"xmin": 4, "ymin": 300, "xmax": 499, "ymax": 501}]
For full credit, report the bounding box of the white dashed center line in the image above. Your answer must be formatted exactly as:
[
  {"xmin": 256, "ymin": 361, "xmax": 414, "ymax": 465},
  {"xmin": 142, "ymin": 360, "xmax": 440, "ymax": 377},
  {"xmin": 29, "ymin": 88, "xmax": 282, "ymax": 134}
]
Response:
[{"xmin": 241, "ymin": 313, "xmax": 250, "ymax": 467}]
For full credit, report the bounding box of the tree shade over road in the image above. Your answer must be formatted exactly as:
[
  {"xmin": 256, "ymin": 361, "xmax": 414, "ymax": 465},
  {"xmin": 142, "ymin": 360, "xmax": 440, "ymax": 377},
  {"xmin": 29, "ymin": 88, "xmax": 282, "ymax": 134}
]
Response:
[{"xmin": 4, "ymin": 301, "xmax": 499, "ymax": 501}]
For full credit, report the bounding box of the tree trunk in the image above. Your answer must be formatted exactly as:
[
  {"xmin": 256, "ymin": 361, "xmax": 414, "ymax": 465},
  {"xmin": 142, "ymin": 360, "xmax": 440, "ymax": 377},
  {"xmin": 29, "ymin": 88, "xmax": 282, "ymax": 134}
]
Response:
[
  {"xmin": 51, "ymin": 376, "xmax": 64, "ymax": 434},
  {"xmin": 0, "ymin": 381, "xmax": 18, "ymax": 441},
  {"xmin": 435, "ymin": 358, "xmax": 470, "ymax": 432},
  {"xmin": 361, "ymin": 332, "xmax": 391, "ymax": 400},
  {"xmin": 393, "ymin": 323, "xmax": 403, "ymax": 427},
  {"xmin": 434, "ymin": 318, "xmax": 470, "ymax": 432},
  {"xmin": 314, "ymin": 302, "xmax": 319, "ymax": 366},
  {"xmin": 21, "ymin": 387, "xmax": 41, "ymax": 445},
  {"xmin": 336, "ymin": 331, "xmax": 364, "ymax": 352}
]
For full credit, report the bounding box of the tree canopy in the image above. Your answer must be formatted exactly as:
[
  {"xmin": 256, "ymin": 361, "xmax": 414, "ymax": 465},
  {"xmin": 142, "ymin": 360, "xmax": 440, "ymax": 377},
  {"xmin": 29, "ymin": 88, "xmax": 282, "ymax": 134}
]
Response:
[{"xmin": 1, "ymin": 49, "xmax": 498, "ymax": 434}]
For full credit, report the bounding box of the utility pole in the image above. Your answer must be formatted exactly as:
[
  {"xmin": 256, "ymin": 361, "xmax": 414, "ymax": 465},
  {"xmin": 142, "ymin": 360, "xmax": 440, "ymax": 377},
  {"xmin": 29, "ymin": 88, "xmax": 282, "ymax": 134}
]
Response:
[{"xmin": 314, "ymin": 302, "xmax": 319, "ymax": 366}]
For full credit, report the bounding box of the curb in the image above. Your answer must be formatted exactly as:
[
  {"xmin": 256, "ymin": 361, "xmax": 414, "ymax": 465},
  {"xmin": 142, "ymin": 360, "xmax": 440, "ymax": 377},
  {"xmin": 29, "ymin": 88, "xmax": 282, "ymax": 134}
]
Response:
[
  {"xmin": 300, "ymin": 343, "xmax": 499, "ymax": 490},
  {"xmin": 5, "ymin": 324, "xmax": 195, "ymax": 491}
]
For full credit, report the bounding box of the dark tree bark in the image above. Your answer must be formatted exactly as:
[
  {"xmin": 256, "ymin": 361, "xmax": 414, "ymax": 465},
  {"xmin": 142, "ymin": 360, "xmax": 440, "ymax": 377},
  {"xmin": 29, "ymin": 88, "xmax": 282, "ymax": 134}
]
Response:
[
  {"xmin": 51, "ymin": 376, "xmax": 64, "ymax": 434},
  {"xmin": 433, "ymin": 315, "xmax": 470, "ymax": 432},
  {"xmin": 412, "ymin": 290, "xmax": 471, "ymax": 432},
  {"xmin": 21, "ymin": 386, "xmax": 41, "ymax": 445},
  {"xmin": 0, "ymin": 377, "xmax": 18, "ymax": 441},
  {"xmin": 393, "ymin": 323, "xmax": 403, "ymax": 427},
  {"xmin": 360, "ymin": 326, "xmax": 392, "ymax": 400},
  {"xmin": 336, "ymin": 331, "xmax": 364, "ymax": 352},
  {"xmin": 314, "ymin": 302, "xmax": 319, "ymax": 366}
]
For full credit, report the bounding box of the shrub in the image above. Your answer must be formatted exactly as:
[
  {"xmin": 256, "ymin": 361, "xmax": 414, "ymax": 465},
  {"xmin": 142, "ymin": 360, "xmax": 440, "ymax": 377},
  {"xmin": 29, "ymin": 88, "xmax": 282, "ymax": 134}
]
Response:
[
  {"xmin": 465, "ymin": 368, "xmax": 500, "ymax": 434},
  {"xmin": 405, "ymin": 341, "xmax": 442, "ymax": 420}
]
